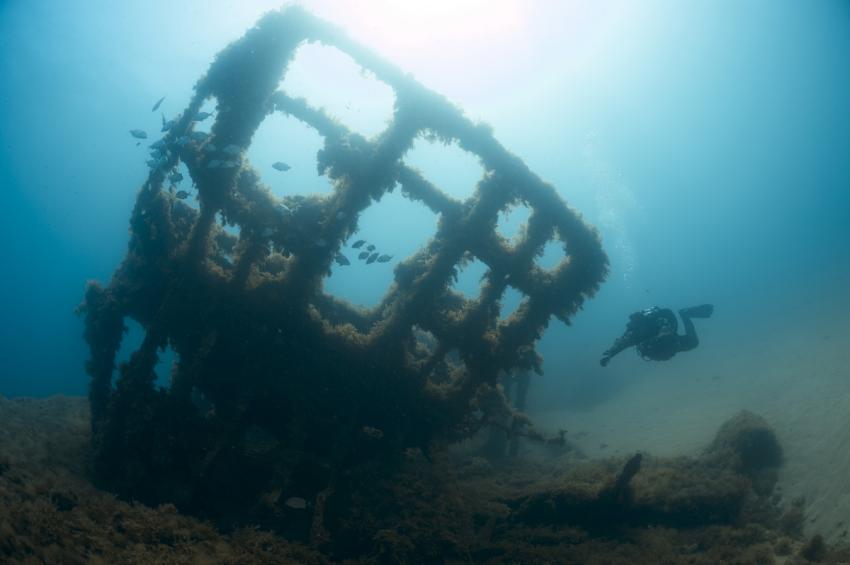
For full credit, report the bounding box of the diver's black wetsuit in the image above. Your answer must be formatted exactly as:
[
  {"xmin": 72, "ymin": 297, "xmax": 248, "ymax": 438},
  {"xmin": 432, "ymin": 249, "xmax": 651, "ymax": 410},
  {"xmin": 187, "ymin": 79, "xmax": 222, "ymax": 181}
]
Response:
[{"xmin": 600, "ymin": 304, "xmax": 713, "ymax": 367}]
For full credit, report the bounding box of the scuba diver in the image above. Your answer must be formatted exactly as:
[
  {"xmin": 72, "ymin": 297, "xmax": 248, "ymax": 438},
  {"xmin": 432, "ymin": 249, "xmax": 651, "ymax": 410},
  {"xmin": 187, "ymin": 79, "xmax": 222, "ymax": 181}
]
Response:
[{"xmin": 600, "ymin": 304, "xmax": 714, "ymax": 367}]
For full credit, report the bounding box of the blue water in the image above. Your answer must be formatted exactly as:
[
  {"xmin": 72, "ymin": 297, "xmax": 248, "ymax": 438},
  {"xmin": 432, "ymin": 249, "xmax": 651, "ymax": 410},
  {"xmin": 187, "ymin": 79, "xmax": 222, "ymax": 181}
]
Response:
[{"xmin": 1, "ymin": 0, "xmax": 848, "ymax": 405}]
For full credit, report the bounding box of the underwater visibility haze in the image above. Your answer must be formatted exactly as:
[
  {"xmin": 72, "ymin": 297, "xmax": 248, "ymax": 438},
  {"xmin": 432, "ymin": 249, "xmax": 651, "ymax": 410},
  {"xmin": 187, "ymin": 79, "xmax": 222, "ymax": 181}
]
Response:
[{"xmin": 1, "ymin": 1, "xmax": 849, "ymax": 562}]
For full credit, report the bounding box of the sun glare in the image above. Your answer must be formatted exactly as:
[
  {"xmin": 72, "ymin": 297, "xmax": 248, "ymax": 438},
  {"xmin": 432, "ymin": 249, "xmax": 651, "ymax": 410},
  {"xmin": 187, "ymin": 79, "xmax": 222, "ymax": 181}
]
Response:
[{"xmin": 308, "ymin": 0, "xmax": 530, "ymax": 83}]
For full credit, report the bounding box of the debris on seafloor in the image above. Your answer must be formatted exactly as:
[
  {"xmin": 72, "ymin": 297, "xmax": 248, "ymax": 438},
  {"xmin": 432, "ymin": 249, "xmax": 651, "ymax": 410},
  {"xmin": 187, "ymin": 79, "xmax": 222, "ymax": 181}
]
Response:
[{"xmin": 4, "ymin": 396, "xmax": 848, "ymax": 563}]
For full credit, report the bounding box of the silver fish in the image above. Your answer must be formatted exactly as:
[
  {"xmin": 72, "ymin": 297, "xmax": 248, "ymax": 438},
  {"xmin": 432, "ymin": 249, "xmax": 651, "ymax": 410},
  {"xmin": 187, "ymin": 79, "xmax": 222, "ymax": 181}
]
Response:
[
  {"xmin": 194, "ymin": 111, "xmax": 213, "ymax": 121},
  {"xmin": 335, "ymin": 254, "xmax": 350, "ymax": 266},
  {"xmin": 351, "ymin": 240, "xmax": 366, "ymax": 248},
  {"xmin": 377, "ymin": 254, "xmax": 392, "ymax": 263},
  {"xmin": 206, "ymin": 143, "xmax": 218, "ymax": 152},
  {"xmin": 261, "ymin": 227, "xmax": 275, "ymax": 237},
  {"xmin": 315, "ymin": 238, "xmax": 327, "ymax": 247},
  {"xmin": 130, "ymin": 129, "xmax": 148, "ymax": 139},
  {"xmin": 151, "ymin": 96, "xmax": 165, "ymax": 112},
  {"xmin": 168, "ymin": 172, "xmax": 183, "ymax": 184},
  {"xmin": 366, "ymin": 252, "xmax": 379, "ymax": 264},
  {"xmin": 284, "ymin": 497, "xmax": 307, "ymax": 510},
  {"xmin": 175, "ymin": 190, "xmax": 189, "ymax": 200},
  {"xmin": 223, "ymin": 160, "xmax": 237, "ymax": 168},
  {"xmin": 272, "ymin": 161, "xmax": 291, "ymax": 172}
]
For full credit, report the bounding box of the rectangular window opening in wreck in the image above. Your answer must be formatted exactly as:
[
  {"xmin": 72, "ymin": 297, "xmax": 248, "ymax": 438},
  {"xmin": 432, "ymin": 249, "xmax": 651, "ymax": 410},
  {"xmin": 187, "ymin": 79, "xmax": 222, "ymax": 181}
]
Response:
[
  {"xmin": 450, "ymin": 254, "xmax": 488, "ymax": 301},
  {"xmin": 280, "ymin": 42, "xmax": 395, "ymax": 140},
  {"xmin": 111, "ymin": 318, "xmax": 175, "ymax": 390},
  {"xmin": 323, "ymin": 188, "xmax": 439, "ymax": 309},
  {"xmin": 248, "ymin": 110, "xmax": 334, "ymax": 199},
  {"xmin": 499, "ymin": 285, "xmax": 525, "ymax": 322},
  {"xmin": 403, "ymin": 134, "xmax": 487, "ymax": 202},
  {"xmin": 496, "ymin": 202, "xmax": 533, "ymax": 244},
  {"xmin": 113, "ymin": 318, "xmax": 144, "ymax": 387},
  {"xmin": 536, "ymin": 237, "xmax": 567, "ymax": 272}
]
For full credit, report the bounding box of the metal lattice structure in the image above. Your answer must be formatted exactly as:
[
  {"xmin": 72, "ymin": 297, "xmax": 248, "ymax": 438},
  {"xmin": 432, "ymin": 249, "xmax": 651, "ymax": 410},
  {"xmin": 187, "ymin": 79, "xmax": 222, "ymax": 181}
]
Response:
[{"xmin": 80, "ymin": 6, "xmax": 607, "ymax": 511}]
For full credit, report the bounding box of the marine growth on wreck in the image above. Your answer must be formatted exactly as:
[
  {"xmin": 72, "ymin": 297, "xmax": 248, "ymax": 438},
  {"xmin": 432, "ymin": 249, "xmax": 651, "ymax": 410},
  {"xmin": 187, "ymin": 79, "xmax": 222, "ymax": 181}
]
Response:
[{"xmin": 79, "ymin": 6, "xmax": 607, "ymax": 525}]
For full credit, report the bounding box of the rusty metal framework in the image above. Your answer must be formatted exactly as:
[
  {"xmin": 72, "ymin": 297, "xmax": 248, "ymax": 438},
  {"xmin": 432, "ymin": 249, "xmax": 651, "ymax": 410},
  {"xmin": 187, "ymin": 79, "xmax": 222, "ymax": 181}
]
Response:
[{"xmin": 80, "ymin": 6, "xmax": 607, "ymax": 509}]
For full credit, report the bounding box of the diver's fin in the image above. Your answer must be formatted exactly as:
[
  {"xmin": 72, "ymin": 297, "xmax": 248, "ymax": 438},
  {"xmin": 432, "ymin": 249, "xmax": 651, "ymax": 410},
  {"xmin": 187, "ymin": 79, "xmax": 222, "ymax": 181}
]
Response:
[{"xmin": 680, "ymin": 304, "xmax": 714, "ymax": 318}]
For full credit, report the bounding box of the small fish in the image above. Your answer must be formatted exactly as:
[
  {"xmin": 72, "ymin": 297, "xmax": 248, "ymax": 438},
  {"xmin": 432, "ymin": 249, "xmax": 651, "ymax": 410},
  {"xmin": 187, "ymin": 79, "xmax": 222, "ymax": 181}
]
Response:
[
  {"xmin": 194, "ymin": 111, "xmax": 213, "ymax": 121},
  {"xmin": 277, "ymin": 203, "xmax": 291, "ymax": 214},
  {"xmin": 315, "ymin": 238, "xmax": 327, "ymax": 247},
  {"xmin": 377, "ymin": 254, "xmax": 392, "ymax": 263},
  {"xmin": 336, "ymin": 211, "xmax": 346, "ymax": 220},
  {"xmin": 168, "ymin": 172, "xmax": 183, "ymax": 184},
  {"xmin": 135, "ymin": 141, "xmax": 140, "ymax": 146},
  {"xmin": 335, "ymin": 253, "xmax": 350, "ymax": 266},
  {"xmin": 175, "ymin": 136, "xmax": 190, "ymax": 146},
  {"xmin": 362, "ymin": 426, "xmax": 384, "ymax": 440},
  {"xmin": 160, "ymin": 114, "xmax": 175, "ymax": 132},
  {"xmin": 284, "ymin": 497, "xmax": 307, "ymax": 510},
  {"xmin": 358, "ymin": 251, "xmax": 370, "ymax": 260},
  {"xmin": 151, "ymin": 96, "xmax": 165, "ymax": 112},
  {"xmin": 206, "ymin": 143, "xmax": 218, "ymax": 152},
  {"xmin": 261, "ymin": 227, "xmax": 275, "ymax": 237},
  {"xmin": 272, "ymin": 161, "xmax": 291, "ymax": 172},
  {"xmin": 366, "ymin": 245, "xmax": 375, "ymax": 252},
  {"xmin": 175, "ymin": 190, "xmax": 189, "ymax": 200},
  {"xmin": 223, "ymin": 160, "xmax": 237, "ymax": 168},
  {"xmin": 150, "ymin": 139, "xmax": 166, "ymax": 150},
  {"xmin": 222, "ymin": 144, "xmax": 241, "ymax": 155},
  {"xmin": 366, "ymin": 252, "xmax": 379, "ymax": 264},
  {"xmin": 190, "ymin": 131, "xmax": 209, "ymax": 141},
  {"xmin": 130, "ymin": 129, "xmax": 148, "ymax": 139},
  {"xmin": 352, "ymin": 240, "xmax": 366, "ymax": 248},
  {"xmin": 145, "ymin": 158, "xmax": 159, "ymax": 169},
  {"xmin": 207, "ymin": 159, "xmax": 222, "ymax": 169}
]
